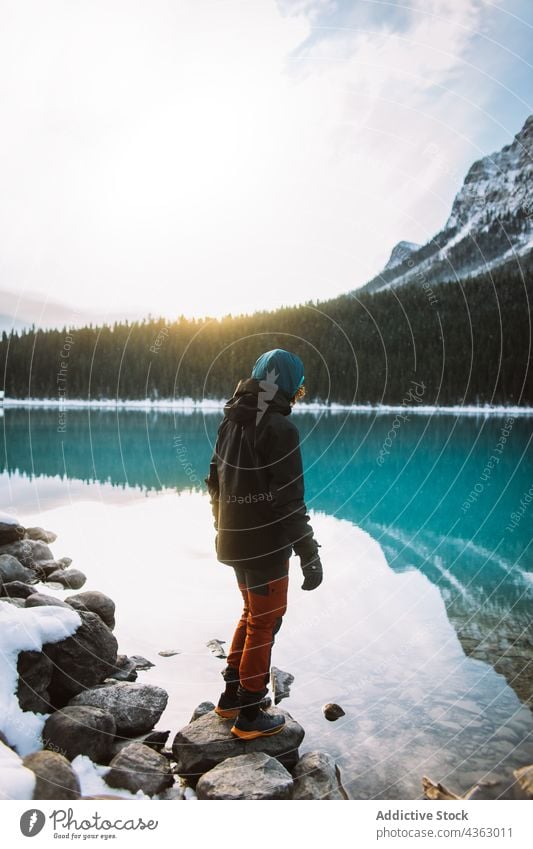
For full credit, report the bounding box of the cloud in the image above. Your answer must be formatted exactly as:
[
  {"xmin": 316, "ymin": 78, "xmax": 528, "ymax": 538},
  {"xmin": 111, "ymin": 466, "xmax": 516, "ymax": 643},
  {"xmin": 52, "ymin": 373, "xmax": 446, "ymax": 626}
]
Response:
[{"xmin": 0, "ymin": 0, "xmax": 526, "ymax": 321}]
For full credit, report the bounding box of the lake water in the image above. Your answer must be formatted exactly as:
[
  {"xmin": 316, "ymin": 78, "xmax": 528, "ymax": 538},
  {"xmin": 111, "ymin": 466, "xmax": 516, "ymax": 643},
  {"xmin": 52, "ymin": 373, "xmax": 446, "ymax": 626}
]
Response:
[{"xmin": 2, "ymin": 406, "xmax": 532, "ymax": 799}]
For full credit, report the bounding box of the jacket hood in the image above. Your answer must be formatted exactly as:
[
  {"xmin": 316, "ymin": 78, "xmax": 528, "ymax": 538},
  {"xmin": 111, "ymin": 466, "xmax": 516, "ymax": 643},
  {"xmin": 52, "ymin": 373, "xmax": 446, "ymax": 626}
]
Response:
[
  {"xmin": 251, "ymin": 349, "xmax": 304, "ymax": 401},
  {"xmin": 223, "ymin": 377, "xmax": 292, "ymax": 424}
]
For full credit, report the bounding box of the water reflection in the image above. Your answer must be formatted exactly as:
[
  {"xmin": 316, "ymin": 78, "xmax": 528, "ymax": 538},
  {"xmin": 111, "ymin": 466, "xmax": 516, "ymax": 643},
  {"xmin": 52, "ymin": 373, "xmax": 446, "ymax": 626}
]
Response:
[{"xmin": 2, "ymin": 406, "xmax": 532, "ymax": 797}]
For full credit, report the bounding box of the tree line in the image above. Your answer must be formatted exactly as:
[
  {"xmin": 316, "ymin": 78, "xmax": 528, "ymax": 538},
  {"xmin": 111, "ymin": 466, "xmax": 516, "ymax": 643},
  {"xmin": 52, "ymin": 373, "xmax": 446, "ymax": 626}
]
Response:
[{"xmin": 1, "ymin": 254, "xmax": 531, "ymax": 406}]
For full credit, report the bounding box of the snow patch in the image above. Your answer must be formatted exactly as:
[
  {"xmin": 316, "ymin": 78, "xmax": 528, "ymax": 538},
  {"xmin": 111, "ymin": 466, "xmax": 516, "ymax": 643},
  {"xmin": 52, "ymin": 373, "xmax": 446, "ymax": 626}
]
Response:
[
  {"xmin": 0, "ymin": 604, "xmax": 81, "ymax": 756},
  {"xmin": 0, "ymin": 741, "xmax": 36, "ymax": 800}
]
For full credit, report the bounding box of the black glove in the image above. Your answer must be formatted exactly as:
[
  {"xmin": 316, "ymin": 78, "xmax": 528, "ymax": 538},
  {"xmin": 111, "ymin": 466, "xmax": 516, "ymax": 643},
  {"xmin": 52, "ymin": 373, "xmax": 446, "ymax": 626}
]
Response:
[{"xmin": 296, "ymin": 538, "xmax": 323, "ymax": 591}]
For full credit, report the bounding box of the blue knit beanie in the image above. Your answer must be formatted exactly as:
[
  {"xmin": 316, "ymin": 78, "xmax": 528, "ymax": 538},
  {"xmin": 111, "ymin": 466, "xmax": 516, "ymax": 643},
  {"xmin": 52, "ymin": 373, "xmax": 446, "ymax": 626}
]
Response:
[{"xmin": 251, "ymin": 349, "xmax": 305, "ymax": 400}]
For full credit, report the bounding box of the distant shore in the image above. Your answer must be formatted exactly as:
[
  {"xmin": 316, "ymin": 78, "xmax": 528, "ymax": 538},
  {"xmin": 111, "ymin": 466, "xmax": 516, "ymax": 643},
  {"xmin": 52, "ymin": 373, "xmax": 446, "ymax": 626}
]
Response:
[{"xmin": 2, "ymin": 397, "xmax": 532, "ymax": 416}]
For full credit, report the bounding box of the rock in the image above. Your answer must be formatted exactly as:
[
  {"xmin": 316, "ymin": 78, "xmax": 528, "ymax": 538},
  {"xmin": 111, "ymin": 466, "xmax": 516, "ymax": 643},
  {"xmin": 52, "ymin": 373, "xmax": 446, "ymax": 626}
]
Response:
[
  {"xmin": 323, "ymin": 703, "xmax": 346, "ymax": 721},
  {"xmin": 190, "ymin": 701, "xmax": 215, "ymax": 722},
  {"xmin": 0, "ymin": 596, "xmax": 25, "ymax": 607},
  {"xmin": 45, "ymin": 610, "xmax": 118, "ymax": 705},
  {"xmin": 129, "ymin": 655, "xmax": 155, "ymax": 670},
  {"xmin": 43, "ymin": 706, "xmax": 116, "ymax": 763},
  {"xmin": 0, "ymin": 539, "xmax": 54, "ymax": 568},
  {"xmin": 23, "ymin": 750, "xmax": 80, "ymax": 800},
  {"xmin": 0, "ymin": 554, "xmax": 34, "ymax": 584},
  {"xmin": 0, "ymin": 521, "xmax": 25, "ymax": 546},
  {"xmin": 66, "ymin": 591, "xmax": 115, "ymax": 629},
  {"xmin": 206, "ymin": 639, "xmax": 226, "ymax": 658},
  {"xmin": 1, "ymin": 581, "xmax": 37, "ymax": 599},
  {"xmin": 514, "ymin": 765, "xmax": 533, "ymax": 798},
  {"xmin": 172, "ymin": 707, "xmax": 304, "ymax": 786},
  {"xmin": 107, "ymin": 654, "xmax": 138, "ymax": 682},
  {"xmin": 143, "ymin": 730, "xmax": 171, "ymax": 753},
  {"xmin": 46, "ymin": 568, "xmax": 87, "ymax": 590},
  {"xmin": 291, "ymin": 752, "xmax": 346, "ymax": 799},
  {"xmin": 197, "ymin": 752, "xmax": 293, "ymax": 800},
  {"xmin": 105, "ymin": 743, "xmax": 174, "ymax": 797},
  {"xmin": 25, "ymin": 593, "xmax": 71, "ymax": 609},
  {"xmin": 109, "ymin": 730, "xmax": 171, "ymax": 760},
  {"xmin": 38, "ymin": 560, "xmax": 69, "ymax": 578},
  {"xmin": 271, "ymin": 666, "xmax": 294, "ymax": 704},
  {"xmin": 68, "ymin": 682, "xmax": 168, "ymax": 736},
  {"xmin": 16, "ymin": 650, "xmax": 53, "ymax": 713},
  {"xmin": 158, "ymin": 649, "xmax": 180, "ymax": 657},
  {"xmin": 25, "ymin": 527, "xmax": 58, "ymax": 544}
]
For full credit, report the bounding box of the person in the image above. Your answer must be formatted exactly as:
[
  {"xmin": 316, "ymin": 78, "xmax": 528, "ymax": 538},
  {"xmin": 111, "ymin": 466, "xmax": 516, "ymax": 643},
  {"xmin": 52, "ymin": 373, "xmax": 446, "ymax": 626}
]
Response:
[{"xmin": 204, "ymin": 348, "xmax": 323, "ymax": 740}]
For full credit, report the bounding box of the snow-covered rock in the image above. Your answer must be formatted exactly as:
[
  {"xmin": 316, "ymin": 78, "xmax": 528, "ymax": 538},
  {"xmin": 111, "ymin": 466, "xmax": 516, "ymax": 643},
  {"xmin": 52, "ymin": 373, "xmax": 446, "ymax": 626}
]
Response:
[{"xmin": 0, "ymin": 604, "xmax": 81, "ymax": 756}]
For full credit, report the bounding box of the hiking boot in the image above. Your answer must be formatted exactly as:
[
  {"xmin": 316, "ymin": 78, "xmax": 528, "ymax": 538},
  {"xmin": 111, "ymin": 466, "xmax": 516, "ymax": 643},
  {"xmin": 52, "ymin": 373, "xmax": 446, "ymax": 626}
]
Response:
[
  {"xmin": 231, "ymin": 708, "xmax": 286, "ymax": 740},
  {"xmin": 230, "ymin": 684, "xmax": 285, "ymax": 739},
  {"xmin": 214, "ymin": 691, "xmax": 241, "ymax": 719},
  {"xmin": 215, "ymin": 691, "xmax": 272, "ymax": 719},
  {"xmin": 214, "ymin": 666, "xmax": 241, "ymax": 718}
]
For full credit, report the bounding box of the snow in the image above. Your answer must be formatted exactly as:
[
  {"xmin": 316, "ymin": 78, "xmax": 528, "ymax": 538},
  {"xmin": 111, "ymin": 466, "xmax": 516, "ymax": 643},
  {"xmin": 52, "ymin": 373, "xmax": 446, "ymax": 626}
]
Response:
[
  {"xmin": 71, "ymin": 755, "xmax": 150, "ymax": 800},
  {"xmin": 0, "ymin": 511, "xmax": 20, "ymax": 525},
  {"xmin": 0, "ymin": 604, "xmax": 81, "ymax": 756},
  {"xmin": 3, "ymin": 397, "xmax": 532, "ymax": 415},
  {"xmin": 0, "ymin": 741, "xmax": 36, "ymax": 800}
]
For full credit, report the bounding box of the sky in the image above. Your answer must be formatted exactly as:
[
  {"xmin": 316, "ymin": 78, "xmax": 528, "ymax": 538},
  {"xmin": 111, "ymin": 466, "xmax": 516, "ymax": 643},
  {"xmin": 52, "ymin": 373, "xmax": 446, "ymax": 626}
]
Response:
[{"xmin": 0, "ymin": 0, "xmax": 532, "ymax": 325}]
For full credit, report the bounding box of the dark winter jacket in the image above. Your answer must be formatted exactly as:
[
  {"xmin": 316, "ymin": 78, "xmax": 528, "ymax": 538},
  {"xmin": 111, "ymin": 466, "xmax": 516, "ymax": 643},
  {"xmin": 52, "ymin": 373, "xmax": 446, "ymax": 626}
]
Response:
[{"xmin": 204, "ymin": 377, "xmax": 315, "ymax": 575}]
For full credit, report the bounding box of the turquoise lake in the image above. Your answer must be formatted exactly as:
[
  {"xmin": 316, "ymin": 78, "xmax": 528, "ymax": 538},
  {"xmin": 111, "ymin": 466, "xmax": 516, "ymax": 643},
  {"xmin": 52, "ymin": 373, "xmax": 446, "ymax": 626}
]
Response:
[{"xmin": 1, "ymin": 406, "xmax": 532, "ymax": 799}]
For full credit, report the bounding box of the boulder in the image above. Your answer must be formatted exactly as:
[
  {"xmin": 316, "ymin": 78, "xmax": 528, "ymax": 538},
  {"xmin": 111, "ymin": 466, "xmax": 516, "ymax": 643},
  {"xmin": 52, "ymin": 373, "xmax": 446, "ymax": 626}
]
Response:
[
  {"xmin": 323, "ymin": 703, "xmax": 346, "ymax": 722},
  {"xmin": 190, "ymin": 701, "xmax": 215, "ymax": 722},
  {"xmin": 291, "ymin": 752, "xmax": 346, "ymax": 799},
  {"xmin": 23, "ymin": 750, "xmax": 80, "ymax": 800},
  {"xmin": 1, "ymin": 580, "xmax": 37, "ymax": 599},
  {"xmin": 66, "ymin": 590, "xmax": 115, "ymax": 629},
  {"xmin": 172, "ymin": 707, "xmax": 304, "ymax": 786},
  {"xmin": 25, "ymin": 527, "xmax": 58, "ymax": 544},
  {"xmin": 46, "ymin": 568, "xmax": 87, "ymax": 590},
  {"xmin": 109, "ymin": 730, "xmax": 170, "ymax": 759},
  {"xmin": 143, "ymin": 730, "xmax": 171, "ymax": 753},
  {"xmin": 43, "ymin": 705, "xmax": 116, "ymax": 763},
  {"xmin": 16, "ymin": 650, "xmax": 54, "ymax": 713},
  {"xmin": 0, "ymin": 554, "xmax": 34, "ymax": 584},
  {"xmin": 0, "ymin": 521, "xmax": 25, "ymax": 546},
  {"xmin": 38, "ymin": 560, "xmax": 70, "ymax": 578},
  {"xmin": 105, "ymin": 743, "xmax": 174, "ymax": 797},
  {"xmin": 197, "ymin": 752, "xmax": 293, "ymax": 800},
  {"xmin": 271, "ymin": 666, "xmax": 294, "ymax": 704},
  {"xmin": 44, "ymin": 610, "xmax": 118, "ymax": 705},
  {"xmin": 129, "ymin": 655, "xmax": 155, "ymax": 670},
  {"xmin": 26, "ymin": 593, "xmax": 71, "ymax": 610},
  {"xmin": 68, "ymin": 682, "xmax": 168, "ymax": 736},
  {"xmin": 0, "ymin": 539, "xmax": 54, "ymax": 568},
  {"xmin": 107, "ymin": 654, "xmax": 138, "ymax": 682},
  {"xmin": 0, "ymin": 596, "xmax": 25, "ymax": 607}
]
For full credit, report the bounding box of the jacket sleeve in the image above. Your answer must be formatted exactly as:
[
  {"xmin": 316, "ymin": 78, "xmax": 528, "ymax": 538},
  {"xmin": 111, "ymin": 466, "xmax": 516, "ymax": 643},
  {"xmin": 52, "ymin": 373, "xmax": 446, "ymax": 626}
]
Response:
[
  {"xmin": 259, "ymin": 420, "xmax": 315, "ymax": 553},
  {"xmin": 204, "ymin": 440, "xmax": 220, "ymax": 531}
]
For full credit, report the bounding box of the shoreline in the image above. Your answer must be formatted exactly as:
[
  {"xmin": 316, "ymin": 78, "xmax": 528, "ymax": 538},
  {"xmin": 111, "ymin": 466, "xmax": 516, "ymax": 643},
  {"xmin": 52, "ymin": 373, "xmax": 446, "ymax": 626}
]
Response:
[{"xmin": 2, "ymin": 397, "xmax": 531, "ymax": 416}]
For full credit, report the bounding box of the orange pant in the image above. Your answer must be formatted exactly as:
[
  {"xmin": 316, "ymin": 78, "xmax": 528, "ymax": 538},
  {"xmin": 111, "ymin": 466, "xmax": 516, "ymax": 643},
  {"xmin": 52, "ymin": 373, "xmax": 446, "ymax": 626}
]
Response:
[{"xmin": 226, "ymin": 561, "xmax": 289, "ymax": 693}]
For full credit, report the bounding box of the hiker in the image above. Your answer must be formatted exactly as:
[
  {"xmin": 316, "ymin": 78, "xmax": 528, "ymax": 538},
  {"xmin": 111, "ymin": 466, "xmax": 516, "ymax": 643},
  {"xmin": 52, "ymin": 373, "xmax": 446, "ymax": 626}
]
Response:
[{"xmin": 204, "ymin": 348, "xmax": 323, "ymax": 740}]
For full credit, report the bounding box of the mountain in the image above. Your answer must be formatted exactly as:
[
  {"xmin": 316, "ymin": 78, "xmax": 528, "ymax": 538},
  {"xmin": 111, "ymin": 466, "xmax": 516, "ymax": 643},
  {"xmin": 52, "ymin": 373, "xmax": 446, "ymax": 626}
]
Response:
[
  {"xmin": 359, "ymin": 115, "xmax": 533, "ymax": 295},
  {"xmin": 383, "ymin": 241, "xmax": 421, "ymax": 271}
]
